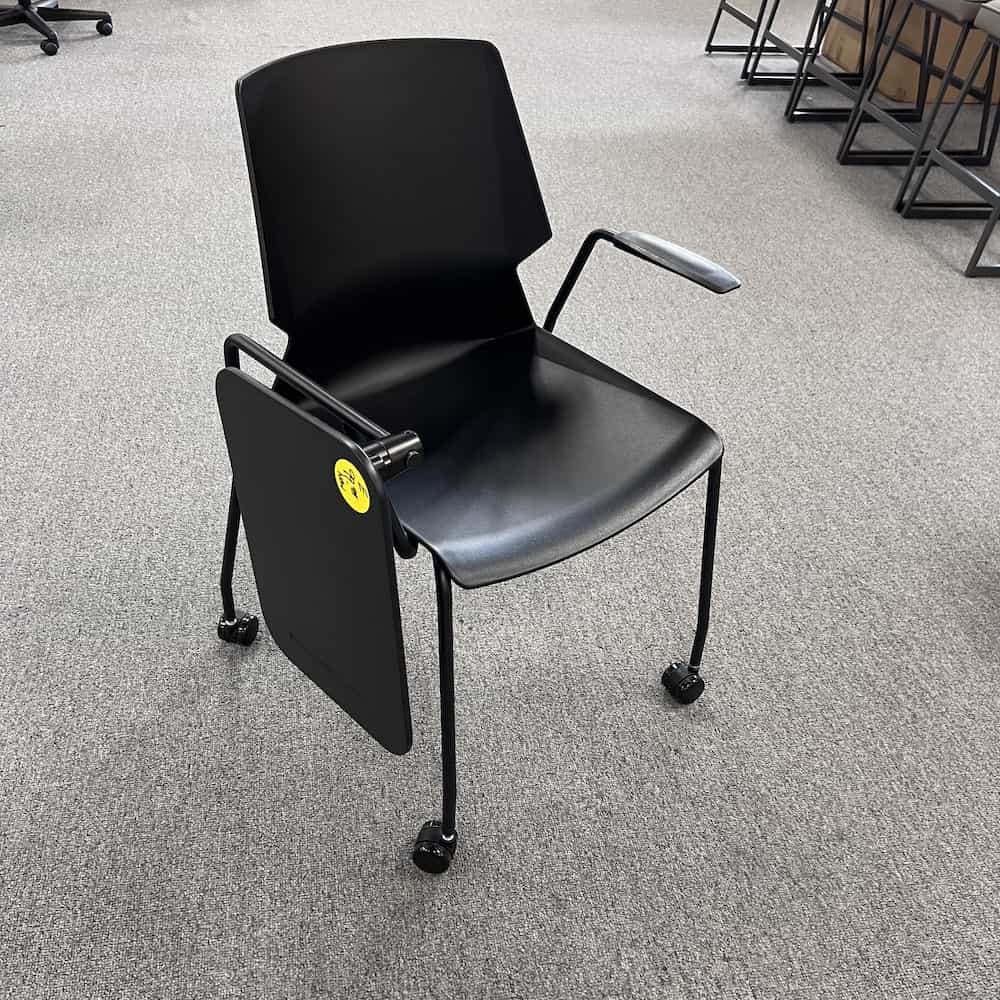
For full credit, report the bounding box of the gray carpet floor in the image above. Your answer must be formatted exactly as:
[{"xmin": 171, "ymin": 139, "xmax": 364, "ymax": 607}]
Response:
[{"xmin": 2, "ymin": 1, "xmax": 999, "ymax": 997}]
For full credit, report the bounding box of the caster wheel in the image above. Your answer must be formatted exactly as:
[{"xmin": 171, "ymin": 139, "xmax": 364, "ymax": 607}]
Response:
[
  {"xmin": 41, "ymin": 40, "xmax": 58, "ymax": 55},
  {"xmin": 218, "ymin": 612, "xmax": 259, "ymax": 647},
  {"xmin": 661, "ymin": 661, "xmax": 705, "ymax": 705},
  {"xmin": 412, "ymin": 819, "xmax": 457, "ymax": 874},
  {"xmin": 96, "ymin": 19, "xmax": 113, "ymax": 35}
]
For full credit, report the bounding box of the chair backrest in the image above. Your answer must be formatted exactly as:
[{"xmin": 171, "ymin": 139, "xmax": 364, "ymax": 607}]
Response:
[{"xmin": 236, "ymin": 39, "xmax": 552, "ymax": 363}]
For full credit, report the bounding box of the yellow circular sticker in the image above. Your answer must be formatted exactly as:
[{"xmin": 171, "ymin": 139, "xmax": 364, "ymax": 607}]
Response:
[{"xmin": 334, "ymin": 458, "xmax": 370, "ymax": 514}]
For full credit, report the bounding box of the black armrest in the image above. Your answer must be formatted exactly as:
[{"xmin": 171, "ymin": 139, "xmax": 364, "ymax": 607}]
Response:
[
  {"xmin": 222, "ymin": 334, "xmax": 422, "ymax": 558},
  {"xmin": 612, "ymin": 231, "xmax": 741, "ymax": 294},
  {"xmin": 544, "ymin": 228, "xmax": 741, "ymax": 331}
]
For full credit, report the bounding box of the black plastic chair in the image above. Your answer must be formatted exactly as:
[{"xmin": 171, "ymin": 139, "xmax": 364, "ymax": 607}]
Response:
[{"xmin": 216, "ymin": 39, "xmax": 740, "ymax": 874}]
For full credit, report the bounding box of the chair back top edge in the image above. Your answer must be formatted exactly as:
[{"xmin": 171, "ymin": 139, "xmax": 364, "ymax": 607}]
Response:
[{"xmin": 236, "ymin": 39, "xmax": 552, "ymax": 350}]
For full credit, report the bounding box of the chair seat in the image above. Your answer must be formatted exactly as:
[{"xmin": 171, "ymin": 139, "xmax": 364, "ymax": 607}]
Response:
[{"xmin": 319, "ymin": 328, "xmax": 722, "ymax": 588}]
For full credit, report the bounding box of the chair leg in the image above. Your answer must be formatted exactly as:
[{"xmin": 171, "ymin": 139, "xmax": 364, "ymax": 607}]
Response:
[
  {"xmin": 0, "ymin": 9, "xmax": 27, "ymax": 26},
  {"xmin": 690, "ymin": 458, "xmax": 722, "ymax": 669},
  {"xmin": 745, "ymin": 0, "xmax": 781, "ymax": 83},
  {"xmin": 705, "ymin": 0, "xmax": 729, "ymax": 53},
  {"xmin": 982, "ymin": 82, "xmax": 1000, "ymax": 162},
  {"xmin": 784, "ymin": 0, "xmax": 833, "ymax": 118},
  {"xmin": 36, "ymin": 7, "xmax": 111, "ymax": 21},
  {"xmin": 836, "ymin": 0, "xmax": 907, "ymax": 162},
  {"xmin": 22, "ymin": 6, "xmax": 57, "ymax": 43},
  {"xmin": 900, "ymin": 35, "xmax": 988, "ymax": 215},
  {"xmin": 217, "ymin": 481, "xmax": 259, "ymax": 646},
  {"xmin": 913, "ymin": 9, "xmax": 936, "ymax": 121},
  {"xmin": 740, "ymin": 0, "xmax": 772, "ymax": 78},
  {"xmin": 965, "ymin": 204, "xmax": 1000, "ymax": 276},
  {"xmin": 412, "ymin": 556, "xmax": 459, "ymax": 874},
  {"xmin": 661, "ymin": 457, "xmax": 722, "ymax": 706},
  {"xmin": 894, "ymin": 25, "xmax": 975, "ymax": 207},
  {"xmin": 970, "ymin": 45, "xmax": 999, "ymax": 163}
]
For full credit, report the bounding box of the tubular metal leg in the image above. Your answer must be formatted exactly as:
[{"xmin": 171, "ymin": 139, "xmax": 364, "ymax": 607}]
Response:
[
  {"xmin": 690, "ymin": 458, "xmax": 722, "ymax": 669},
  {"xmin": 216, "ymin": 482, "xmax": 258, "ymax": 645},
  {"xmin": 901, "ymin": 36, "xmax": 989, "ymax": 214},
  {"xmin": 982, "ymin": 80, "xmax": 1000, "ymax": 164},
  {"xmin": 967, "ymin": 204, "xmax": 1000, "ymax": 275},
  {"xmin": 784, "ymin": 0, "xmax": 851, "ymax": 117},
  {"xmin": 837, "ymin": 0, "xmax": 908, "ymax": 160},
  {"xmin": 739, "ymin": 0, "xmax": 773, "ymax": 77},
  {"xmin": 705, "ymin": 0, "xmax": 729, "ymax": 53},
  {"xmin": 745, "ymin": 0, "xmax": 783, "ymax": 82},
  {"xmin": 662, "ymin": 458, "xmax": 721, "ymax": 705},
  {"xmin": 894, "ymin": 25, "xmax": 976, "ymax": 205},
  {"xmin": 412, "ymin": 557, "xmax": 460, "ymax": 873},
  {"xmin": 220, "ymin": 482, "xmax": 241, "ymax": 623},
  {"xmin": 434, "ymin": 556, "xmax": 458, "ymax": 840},
  {"xmin": 967, "ymin": 44, "xmax": 1000, "ymax": 164},
  {"xmin": 706, "ymin": 0, "xmax": 780, "ymax": 59}
]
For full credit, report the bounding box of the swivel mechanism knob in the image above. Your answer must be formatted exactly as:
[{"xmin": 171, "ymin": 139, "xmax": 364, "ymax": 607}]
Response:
[
  {"xmin": 412, "ymin": 819, "xmax": 458, "ymax": 874},
  {"xmin": 661, "ymin": 661, "xmax": 705, "ymax": 705},
  {"xmin": 218, "ymin": 612, "xmax": 259, "ymax": 647}
]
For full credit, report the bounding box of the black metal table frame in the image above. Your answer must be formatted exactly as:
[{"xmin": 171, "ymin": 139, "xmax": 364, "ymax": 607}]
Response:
[
  {"xmin": 746, "ymin": 0, "xmax": 925, "ymax": 122},
  {"xmin": 745, "ymin": 0, "xmax": 878, "ymax": 90},
  {"xmin": 751, "ymin": 0, "xmax": 998, "ymax": 145},
  {"xmin": 897, "ymin": 30, "xmax": 1000, "ymax": 276},
  {"xmin": 833, "ymin": 0, "xmax": 997, "ymax": 168},
  {"xmin": 705, "ymin": 0, "xmax": 783, "ymax": 60}
]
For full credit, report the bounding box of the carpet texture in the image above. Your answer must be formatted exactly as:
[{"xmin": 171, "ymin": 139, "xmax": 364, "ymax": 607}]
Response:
[{"xmin": 2, "ymin": 1, "xmax": 998, "ymax": 998}]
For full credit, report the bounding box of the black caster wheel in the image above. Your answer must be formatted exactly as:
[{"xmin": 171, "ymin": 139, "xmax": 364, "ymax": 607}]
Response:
[
  {"xmin": 96, "ymin": 19, "xmax": 113, "ymax": 35},
  {"xmin": 41, "ymin": 40, "xmax": 59, "ymax": 55},
  {"xmin": 218, "ymin": 612, "xmax": 259, "ymax": 647},
  {"xmin": 412, "ymin": 819, "xmax": 457, "ymax": 874},
  {"xmin": 661, "ymin": 661, "xmax": 705, "ymax": 705}
]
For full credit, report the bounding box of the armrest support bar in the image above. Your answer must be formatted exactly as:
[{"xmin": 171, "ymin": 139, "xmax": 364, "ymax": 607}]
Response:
[
  {"xmin": 543, "ymin": 228, "xmax": 741, "ymax": 332},
  {"xmin": 224, "ymin": 333, "xmax": 389, "ymax": 440},
  {"xmin": 224, "ymin": 334, "xmax": 423, "ymax": 478}
]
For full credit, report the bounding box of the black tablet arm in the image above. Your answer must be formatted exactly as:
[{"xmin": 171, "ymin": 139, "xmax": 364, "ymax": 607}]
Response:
[
  {"xmin": 543, "ymin": 228, "xmax": 741, "ymax": 332},
  {"xmin": 224, "ymin": 334, "xmax": 423, "ymax": 480},
  {"xmin": 222, "ymin": 333, "xmax": 422, "ymax": 558}
]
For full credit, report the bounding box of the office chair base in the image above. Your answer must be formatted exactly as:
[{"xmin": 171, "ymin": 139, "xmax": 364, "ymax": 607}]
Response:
[
  {"xmin": 218, "ymin": 611, "xmax": 259, "ymax": 646},
  {"xmin": 412, "ymin": 820, "xmax": 458, "ymax": 874},
  {"xmin": 662, "ymin": 662, "xmax": 705, "ymax": 705},
  {"xmin": 1, "ymin": 4, "xmax": 113, "ymax": 54}
]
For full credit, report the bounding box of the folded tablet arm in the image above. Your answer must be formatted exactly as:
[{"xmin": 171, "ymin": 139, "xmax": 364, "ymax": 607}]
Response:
[
  {"xmin": 223, "ymin": 334, "xmax": 423, "ymax": 483},
  {"xmin": 544, "ymin": 228, "xmax": 742, "ymax": 332},
  {"xmin": 219, "ymin": 334, "xmax": 422, "ymax": 630}
]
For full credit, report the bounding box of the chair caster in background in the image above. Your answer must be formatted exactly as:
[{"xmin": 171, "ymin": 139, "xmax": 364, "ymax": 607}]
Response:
[
  {"xmin": 218, "ymin": 612, "xmax": 259, "ymax": 646},
  {"xmin": 412, "ymin": 819, "xmax": 458, "ymax": 874},
  {"xmin": 40, "ymin": 38, "xmax": 57, "ymax": 54},
  {"xmin": 662, "ymin": 661, "xmax": 705, "ymax": 704},
  {"xmin": 96, "ymin": 17, "xmax": 111, "ymax": 34}
]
